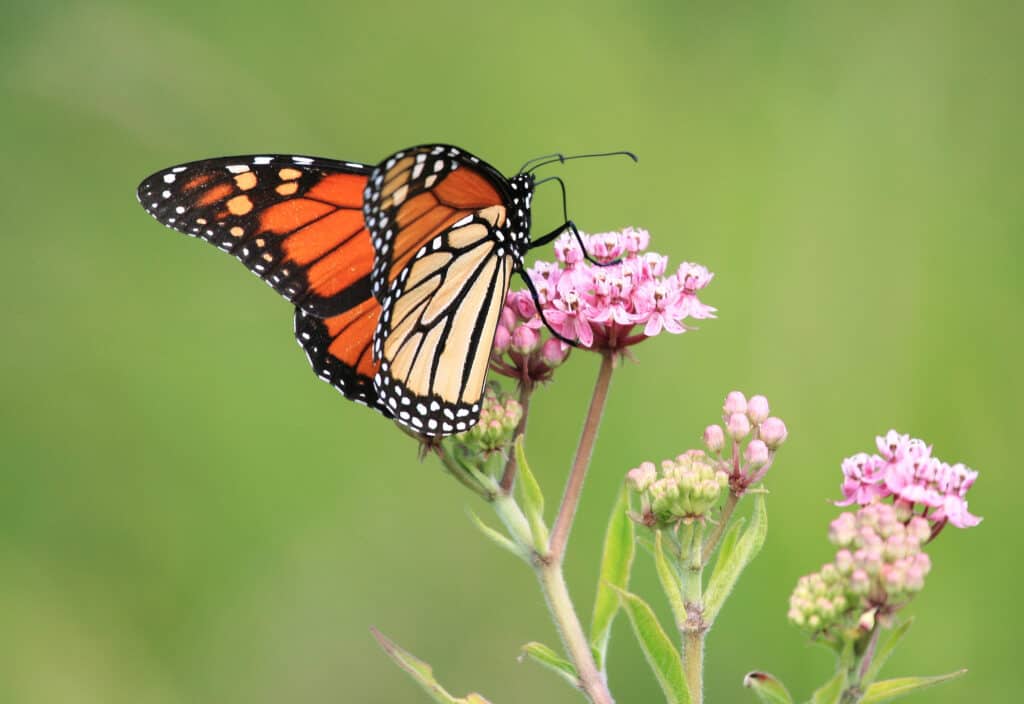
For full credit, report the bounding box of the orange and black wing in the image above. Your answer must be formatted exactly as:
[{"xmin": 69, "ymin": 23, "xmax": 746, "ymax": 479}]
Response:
[
  {"xmin": 362, "ymin": 145, "xmax": 529, "ymax": 435},
  {"xmin": 137, "ymin": 155, "xmax": 376, "ymax": 317},
  {"xmin": 294, "ymin": 298, "xmax": 386, "ymax": 412}
]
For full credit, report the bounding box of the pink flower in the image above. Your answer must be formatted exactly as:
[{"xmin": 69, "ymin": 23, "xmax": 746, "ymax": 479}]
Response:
[{"xmin": 517, "ymin": 227, "xmax": 714, "ymax": 354}]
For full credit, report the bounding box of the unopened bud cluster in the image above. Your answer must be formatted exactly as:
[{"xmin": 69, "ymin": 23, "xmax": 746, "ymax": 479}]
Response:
[
  {"xmin": 788, "ymin": 503, "xmax": 932, "ymax": 639},
  {"xmin": 627, "ymin": 450, "xmax": 728, "ymax": 526},
  {"xmin": 704, "ymin": 391, "xmax": 788, "ymax": 493},
  {"xmin": 490, "ymin": 291, "xmax": 570, "ymax": 385},
  {"xmin": 457, "ymin": 385, "xmax": 523, "ymax": 455}
]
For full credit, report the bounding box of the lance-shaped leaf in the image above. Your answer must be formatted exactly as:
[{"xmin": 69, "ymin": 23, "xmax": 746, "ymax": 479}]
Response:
[
  {"xmin": 704, "ymin": 493, "xmax": 767, "ymax": 626},
  {"xmin": 860, "ymin": 670, "xmax": 966, "ymax": 703},
  {"xmin": 654, "ymin": 531, "xmax": 687, "ymax": 627},
  {"xmin": 467, "ymin": 510, "xmax": 527, "ymax": 561},
  {"xmin": 742, "ymin": 671, "xmax": 794, "ymax": 704},
  {"xmin": 863, "ymin": 619, "xmax": 913, "ymax": 684},
  {"xmin": 371, "ymin": 627, "xmax": 494, "ymax": 704},
  {"xmin": 514, "ymin": 437, "xmax": 549, "ymax": 553},
  {"xmin": 612, "ymin": 585, "xmax": 690, "ymax": 704},
  {"xmin": 706, "ymin": 516, "xmax": 745, "ymax": 586},
  {"xmin": 810, "ymin": 666, "xmax": 847, "ymax": 704},
  {"xmin": 519, "ymin": 641, "xmax": 579, "ymax": 688},
  {"xmin": 590, "ymin": 486, "xmax": 635, "ymax": 671}
]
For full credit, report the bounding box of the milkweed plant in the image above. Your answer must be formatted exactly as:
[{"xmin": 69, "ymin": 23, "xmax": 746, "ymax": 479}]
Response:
[{"xmin": 372, "ymin": 228, "xmax": 980, "ymax": 704}]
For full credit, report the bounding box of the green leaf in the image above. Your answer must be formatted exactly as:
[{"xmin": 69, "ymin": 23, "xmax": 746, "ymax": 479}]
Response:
[
  {"xmin": 707, "ymin": 517, "xmax": 745, "ymax": 586},
  {"xmin": 742, "ymin": 671, "xmax": 794, "ymax": 703},
  {"xmin": 863, "ymin": 619, "xmax": 913, "ymax": 684},
  {"xmin": 860, "ymin": 670, "xmax": 966, "ymax": 703},
  {"xmin": 371, "ymin": 627, "xmax": 493, "ymax": 704},
  {"xmin": 467, "ymin": 509, "xmax": 526, "ymax": 561},
  {"xmin": 704, "ymin": 493, "xmax": 767, "ymax": 626},
  {"xmin": 654, "ymin": 530, "xmax": 687, "ymax": 627},
  {"xmin": 612, "ymin": 586, "xmax": 690, "ymax": 704},
  {"xmin": 514, "ymin": 436, "xmax": 549, "ymax": 552},
  {"xmin": 810, "ymin": 667, "xmax": 847, "ymax": 704},
  {"xmin": 519, "ymin": 641, "xmax": 580, "ymax": 688},
  {"xmin": 590, "ymin": 486, "xmax": 636, "ymax": 671}
]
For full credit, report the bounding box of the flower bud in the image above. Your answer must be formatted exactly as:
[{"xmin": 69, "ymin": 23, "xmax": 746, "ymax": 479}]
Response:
[
  {"xmin": 726, "ymin": 412, "xmax": 751, "ymax": 440},
  {"xmin": 723, "ymin": 391, "xmax": 747, "ymax": 416},
  {"xmin": 745, "ymin": 439, "xmax": 769, "ymax": 468},
  {"xmin": 747, "ymin": 395, "xmax": 770, "ymax": 423},
  {"xmin": 703, "ymin": 424, "xmax": 725, "ymax": 452},
  {"xmin": 626, "ymin": 462, "xmax": 657, "ymax": 492},
  {"xmin": 759, "ymin": 417, "xmax": 788, "ymax": 448},
  {"xmin": 492, "ymin": 324, "xmax": 511, "ymax": 355},
  {"xmin": 511, "ymin": 324, "xmax": 539, "ymax": 354},
  {"xmin": 541, "ymin": 338, "xmax": 569, "ymax": 367}
]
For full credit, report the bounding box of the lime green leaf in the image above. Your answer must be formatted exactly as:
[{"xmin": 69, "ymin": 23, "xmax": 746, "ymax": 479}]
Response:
[
  {"xmin": 864, "ymin": 619, "xmax": 913, "ymax": 684},
  {"xmin": 860, "ymin": 670, "xmax": 967, "ymax": 703},
  {"xmin": 467, "ymin": 509, "xmax": 526, "ymax": 561},
  {"xmin": 514, "ymin": 437, "xmax": 549, "ymax": 552},
  {"xmin": 519, "ymin": 641, "xmax": 579, "ymax": 688},
  {"xmin": 704, "ymin": 494, "xmax": 767, "ymax": 626},
  {"xmin": 707, "ymin": 517, "xmax": 745, "ymax": 585},
  {"xmin": 742, "ymin": 671, "xmax": 794, "ymax": 703},
  {"xmin": 590, "ymin": 486, "xmax": 635, "ymax": 670},
  {"xmin": 654, "ymin": 531, "xmax": 687, "ymax": 627},
  {"xmin": 612, "ymin": 586, "xmax": 690, "ymax": 704},
  {"xmin": 810, "ymin": 666, "xmax": 847, "ymax": 704},
  {"xmin": 371, "ymin": 627, "xmax": 493, "ymax": 704}
]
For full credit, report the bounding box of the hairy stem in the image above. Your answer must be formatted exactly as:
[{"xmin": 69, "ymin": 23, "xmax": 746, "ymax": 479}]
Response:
[
  {"xmin": 499, "ymin": 381, "xmax": 534, "ymax": 493},
  {"xmin": 683, "ymin": 523, "xmax": 706, "ymax": 704},
  {"xmin": 549, "ymin": 352, "xmax": 615, "ymax": 564},
  {"xmin": 536, "ymin": 560, "xmax": 615, "ymax": 704},
  {"xmin": 701, "ymin": 491, "xmax": 740, "ymax": 563}
]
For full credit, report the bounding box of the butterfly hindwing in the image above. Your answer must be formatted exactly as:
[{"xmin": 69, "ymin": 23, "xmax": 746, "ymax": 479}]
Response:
[
  {"xmin": 137, "ymin": 155, "xmax": 375, "ymax": 317},
  {"xmin": 362, "ymin": 145, "xmax": 534, "ymax": 435}
]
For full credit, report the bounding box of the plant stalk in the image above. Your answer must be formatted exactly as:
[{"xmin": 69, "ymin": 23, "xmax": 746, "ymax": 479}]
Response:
[
  {"xmin": 500, "ymin": 381, "xmax": 534, "ymax": 492},
  {"xmin": 536, "ymin": 560, "xmax": 615, "ymax": 704},
  {"xmin": 702, "ymin": 491, "xmax": 740, "ymax": 562},
  {"xmin": 683, "ymin": 523, "xmax": 706, "ymax": 704},
  {"xmin": 549, "ymin": 352, "xmax": 615, "ymax": 564}
]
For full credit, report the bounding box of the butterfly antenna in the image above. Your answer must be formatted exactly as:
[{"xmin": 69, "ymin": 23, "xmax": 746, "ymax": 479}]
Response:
[
  {"xmin": 533, "ymin": 175, "xmax": 569, "ymax": 223},
  {"xmin": 517, "ymin": 270, "xmax": 579, "ymax": 348},
  {"xmin": 518, "ymin": 152, "xmax": 565, "ymax": 174},
  {"xmin": 529, "ymin": 220, "xmax": 620, "ymax": 269},
  {"xmin": 525, "ymin": 149, "xmax": 638, "ymax": 174}
]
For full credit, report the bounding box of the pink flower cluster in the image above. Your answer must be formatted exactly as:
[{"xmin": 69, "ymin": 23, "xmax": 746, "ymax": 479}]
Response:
[
  {"xmin": 525, "ymin": 227, "xmax": 715, "ymax": 351},
  {"xmin": 837, "ymin": 430, "xmax": 981, "ymax": 530},
  {"xmin": 789, "ymin": 503, "xmax": 933, "ymax": 638},
  {"xmin": 490, "ymin": 291, "xmax": 571, "ymax": 384},
  {"xmin": 704, "ymin": 391, "xmax": 788, "ymax": 493}
]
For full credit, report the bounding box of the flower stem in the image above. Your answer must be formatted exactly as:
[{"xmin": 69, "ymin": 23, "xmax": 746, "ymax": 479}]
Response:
[
  {"xmin": 499, "ymin": 381, "xmax": 534, "ymax": 493},
  {"xmin": 549, "ymin": 352, "xmax": 615, "ymax": 564},
  {"xmin": 701, "ymin": 491, "xmax": 740, "ymax": 563},
  {"xmin": 682, "ymin": 523, "xmax": 706, "ymax": 704},
  {"xmin": 536, "ymin": 559, "xmax": 615, "ymax": 704}
]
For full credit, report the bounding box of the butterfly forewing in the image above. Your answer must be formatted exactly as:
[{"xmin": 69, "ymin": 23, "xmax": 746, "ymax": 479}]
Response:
[
  {"xmin": 363, "ymin": 145, "xmax": 532, "ymax": 435},
  {"xmin": 137, "ymin": 155, "xmax": 375, "ymax": 317}
]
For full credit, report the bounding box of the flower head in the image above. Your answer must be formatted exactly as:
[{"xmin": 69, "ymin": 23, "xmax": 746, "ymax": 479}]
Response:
[
  {"xmin": 627, "ymin": 451, "xmax": 728, "ymax": 527},
  {"xmin": 518, "ymin": 227, "xmax": 714, "ymax": 355},
  {"xmin": 836, "ymin": 430, "xmax": 982, "ymax": 531}
]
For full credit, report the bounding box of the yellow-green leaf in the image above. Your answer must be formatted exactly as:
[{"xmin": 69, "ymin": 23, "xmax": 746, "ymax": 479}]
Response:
[
  {"xmin": 704, "ymin": 494, "xmax": 767, "ymax": 626},
  {"xmin": 742, "ymin": 671, "xmax": 794, "ymax": 704},
  {"xmin": 810, "ymin": 666, "xmax": 847, "ymax": 704},
  {"xmin": 860, "ymin": 670, "xmax": 967, "ymax": 703},
  {"xmin": 519, "ymin": 641, "xmax": 579, "ymax": 688},
  {"xmin": 612, "ymin": 585, "xmax": 690, "ymax": 704},
  {"xmin": 590, "ymin": 486, "xmax": 635, "ymax": 670},
  {"xmin": 372, "ymin": 627, "xmax": 494, "ymax": 704}
]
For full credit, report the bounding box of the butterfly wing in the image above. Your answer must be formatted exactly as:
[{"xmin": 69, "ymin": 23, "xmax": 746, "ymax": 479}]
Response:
[
  {"xmin": 363, "ymin": 145, "xmax": 524, "ymax": 435},
  {"xmin": 294, "ymin": 299, "xmax": 386, "ymax": 412},
  {"xmin": 137, "ymin": 155, "xmax": 376, "ymax": 317}
]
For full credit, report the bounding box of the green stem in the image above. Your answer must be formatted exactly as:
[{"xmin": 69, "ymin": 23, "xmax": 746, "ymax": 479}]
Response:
[
  {"xmin": 499, "ymin": 381, "xmax": 534, "ymax": 493},
  {"xmin": 701, "ymin": 491, "xmax": 740, "ymax": 563},
  {"xmin": 682, "ymin": 523, "xmax": 706, "ymax": 704},
  {"xmin": 549, "ymin": 352, "xmax": 615, "ymax": 564},
  {"xmin": 536, "ymin": 560, "xmax": 615, "ymax": 704},
  {"xmin": 839, "ymin": 625, "xmax": 881, "ymax": 704}
]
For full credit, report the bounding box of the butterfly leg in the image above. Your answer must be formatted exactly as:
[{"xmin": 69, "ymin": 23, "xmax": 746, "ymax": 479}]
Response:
[
  {"xmin": 529, "ymin": 220, "xmax": 621, "ymax": 268},
  {"xmin": 517, "ymin": 269, "xmax": 580, "ymax": 348}
]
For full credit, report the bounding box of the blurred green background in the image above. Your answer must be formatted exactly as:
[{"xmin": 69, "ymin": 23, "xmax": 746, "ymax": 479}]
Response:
[{"xmin": 1, "ymin": 0, "xmax": 1018, "ymax": 702}]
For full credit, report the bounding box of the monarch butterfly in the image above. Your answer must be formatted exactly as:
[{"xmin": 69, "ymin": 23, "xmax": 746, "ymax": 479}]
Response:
[{"xmin": 137, "ymin": 144, "xmax": 632, "ymax": 436}]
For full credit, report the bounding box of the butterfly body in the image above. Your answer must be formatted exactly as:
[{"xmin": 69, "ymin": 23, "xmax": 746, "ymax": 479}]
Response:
[{"xmin": 137, "ymin": 145, "xmax": 537, "ymax": 436}]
